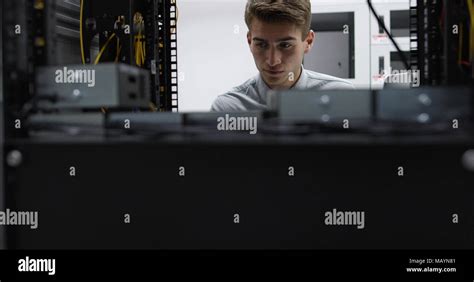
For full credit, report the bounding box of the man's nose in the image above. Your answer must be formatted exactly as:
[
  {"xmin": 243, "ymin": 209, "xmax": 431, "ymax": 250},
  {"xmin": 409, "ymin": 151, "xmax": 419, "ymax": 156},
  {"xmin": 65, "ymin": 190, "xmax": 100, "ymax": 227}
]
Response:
[{"xmin": 266, "ymin": 47, "xmax": 281, "ymax": 67}]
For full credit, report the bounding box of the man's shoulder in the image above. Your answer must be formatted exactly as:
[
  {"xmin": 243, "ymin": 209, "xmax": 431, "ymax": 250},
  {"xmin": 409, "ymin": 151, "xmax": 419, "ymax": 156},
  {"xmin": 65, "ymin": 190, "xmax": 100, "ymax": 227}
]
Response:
[
  {"xmin": 211, "ymin": 92, "xmax": 247, "ymax": 112},
  {"xmin": 304, "ymin": 69, "xmax": 355, "ymax": 90},
  {"xmin": 211, "ymin": 77, "xmax": 265, "ymax": 112},
  {"xmin": 228, "ymin": 76, "xmax": 259, "ymax": 95}
]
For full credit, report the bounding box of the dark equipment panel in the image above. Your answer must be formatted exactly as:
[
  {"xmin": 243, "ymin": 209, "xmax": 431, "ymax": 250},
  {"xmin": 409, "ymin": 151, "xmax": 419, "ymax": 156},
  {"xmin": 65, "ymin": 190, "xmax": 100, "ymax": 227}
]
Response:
[{"xmin": 4, "ymin": 140, "xmax": 474, "ymax": 250}]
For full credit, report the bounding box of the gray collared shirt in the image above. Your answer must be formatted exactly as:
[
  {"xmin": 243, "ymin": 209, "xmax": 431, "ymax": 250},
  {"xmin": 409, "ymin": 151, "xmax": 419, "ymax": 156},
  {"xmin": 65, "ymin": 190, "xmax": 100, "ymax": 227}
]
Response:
[{"xmin": 211, "ymin": 67, "xmax": 354, "ymax": 112}]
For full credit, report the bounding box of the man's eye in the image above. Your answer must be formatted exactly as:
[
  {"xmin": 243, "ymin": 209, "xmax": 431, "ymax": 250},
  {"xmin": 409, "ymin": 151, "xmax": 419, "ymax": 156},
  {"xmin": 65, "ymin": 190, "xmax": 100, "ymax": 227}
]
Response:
[
  {"xmin": 280, "ymin": 43, "xmax": 292, "ymax": 49},
  {"xmin": 256, "ymin": 43, "xmax": 268, "ymax": 49}
]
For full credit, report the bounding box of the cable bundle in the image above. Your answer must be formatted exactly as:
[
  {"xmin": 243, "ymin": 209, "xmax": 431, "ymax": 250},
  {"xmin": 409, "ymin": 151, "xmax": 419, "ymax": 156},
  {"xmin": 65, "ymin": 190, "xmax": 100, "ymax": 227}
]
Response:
[{"xmin": 134, "ymin": 13, "xmax": 146, "ymax": 67}]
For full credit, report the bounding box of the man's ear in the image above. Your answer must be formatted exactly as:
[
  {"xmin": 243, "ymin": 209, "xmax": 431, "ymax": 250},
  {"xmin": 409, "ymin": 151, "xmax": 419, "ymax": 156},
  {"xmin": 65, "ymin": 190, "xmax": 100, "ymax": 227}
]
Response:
[
  {"xmin": 247, "ymin": 31, "xmax": 252, "ymax": 46},
  {"xmin": 304, "ymin": 30, "xmax": 315, "ymax": 54}
]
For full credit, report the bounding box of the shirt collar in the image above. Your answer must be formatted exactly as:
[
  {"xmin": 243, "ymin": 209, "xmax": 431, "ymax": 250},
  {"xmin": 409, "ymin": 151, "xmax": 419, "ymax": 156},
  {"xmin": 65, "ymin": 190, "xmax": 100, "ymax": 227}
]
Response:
[{"xmin": 256, "ymin": 65, "xmax": 307, "ymax": 102}]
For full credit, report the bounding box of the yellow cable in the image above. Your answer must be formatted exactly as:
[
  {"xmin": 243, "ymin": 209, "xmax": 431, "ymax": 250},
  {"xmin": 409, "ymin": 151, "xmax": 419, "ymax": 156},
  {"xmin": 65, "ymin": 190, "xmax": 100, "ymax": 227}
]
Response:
[
  {"xmin": 115, "ymin": 36, "xmax": 121, "ymax": 62},
  {"xmin": 138, "ymin": 38, "xmax": 141, "ymax": 65},
  {"xmin": 115, "ymin": 45, "xmax": 122, "ymax": 63},
  {"xmin": 135, "ymin": 37, "xmax": 140, "ymax": 66},
  {"xmin": 133, "ymin": 13, "xmax": 146, "ymax": 67},
  {"xmin": 79, "ymin": 0, "xmax": 85, "ymax": 64},
  {"xmin": 139, "ymin": 35, "xmax": 143, "ymax": 66},
  {"xmin": 468, "ymin": 0, "xmax": 474, "ymax": 62},
  {"xmin": 94, "ymin": 33, "xmax": 117, "ymax": 65},
  {"xmin": 140, "ymin": 39, "xmax": 145, "ymax": 64},
  {"xmin": 135, "ymin": 36, "xmax": 138, "ymax": 65},
  {"xmin": 459, "ymin": 24, "xmax": 463, "ymax": 64},
  {"xmin": 135, "ymin": 34, "xmax": 146, "ymax": 66},
  {"xmin": 149, "ymin": 102, "xmax": 158, "ymax": 112}
]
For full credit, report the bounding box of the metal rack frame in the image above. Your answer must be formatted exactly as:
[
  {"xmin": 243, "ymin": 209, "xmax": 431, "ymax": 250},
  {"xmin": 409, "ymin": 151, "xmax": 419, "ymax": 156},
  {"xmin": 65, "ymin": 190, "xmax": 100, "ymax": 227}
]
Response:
[
  {"xmin": 1, "ymin": 0, "xmax": 55, "ymax": 138},
  {"xmin": 156, "ymin": 0, "xmax": 178, "ymax": 112},
  {"xmin": 410, "ymin": 0, "xmax": 472, "ymax": 86}
]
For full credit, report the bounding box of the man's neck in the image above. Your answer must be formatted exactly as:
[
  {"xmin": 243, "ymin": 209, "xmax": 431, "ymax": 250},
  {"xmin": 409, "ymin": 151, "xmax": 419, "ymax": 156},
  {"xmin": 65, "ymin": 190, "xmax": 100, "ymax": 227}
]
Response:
[{"xmin": 289, "ymin": 66, "xmax": 303, "ymax": 89}]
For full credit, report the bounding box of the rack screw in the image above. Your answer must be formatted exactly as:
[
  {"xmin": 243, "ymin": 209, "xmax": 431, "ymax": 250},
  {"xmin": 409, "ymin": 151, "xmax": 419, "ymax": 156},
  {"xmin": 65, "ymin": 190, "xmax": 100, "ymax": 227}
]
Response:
[
  {"xmin": 6, "ymin": 150, "xmax": 23, "ymax": 167},
  {"xmin": 462, "ymin": 150, "xmax": 474, "ymax": 172}
]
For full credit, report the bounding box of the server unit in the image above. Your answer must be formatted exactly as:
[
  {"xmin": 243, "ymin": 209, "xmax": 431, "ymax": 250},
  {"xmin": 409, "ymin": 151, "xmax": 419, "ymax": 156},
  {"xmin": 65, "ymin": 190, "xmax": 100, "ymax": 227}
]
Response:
[{"xmin": 36, "ymin": 63, "xmax": 151, "ymax": 110}]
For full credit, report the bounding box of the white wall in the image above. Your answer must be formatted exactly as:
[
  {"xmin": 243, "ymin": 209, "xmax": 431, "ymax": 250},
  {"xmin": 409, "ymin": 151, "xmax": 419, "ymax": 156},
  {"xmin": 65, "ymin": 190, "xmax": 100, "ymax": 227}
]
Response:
[{"xmin": 177, "ymin": 0, "xmax": 256, "ymax": 112}]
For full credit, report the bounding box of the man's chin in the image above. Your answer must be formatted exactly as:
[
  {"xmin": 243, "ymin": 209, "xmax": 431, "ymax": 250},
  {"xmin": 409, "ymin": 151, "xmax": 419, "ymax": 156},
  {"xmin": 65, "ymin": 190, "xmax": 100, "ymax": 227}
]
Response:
[
  {"xmin": 262, "ymin": 75, "xmax": 289, "ymax": 89},
  {"xmin": 264, "ymin": 70, "xmax": 286, "ymax": 78}
]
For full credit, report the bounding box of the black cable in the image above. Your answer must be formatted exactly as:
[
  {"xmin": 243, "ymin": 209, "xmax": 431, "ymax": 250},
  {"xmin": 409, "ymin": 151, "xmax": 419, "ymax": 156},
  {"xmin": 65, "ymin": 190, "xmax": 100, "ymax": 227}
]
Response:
[{"xmin": 367, "ymin": 0, "xmax": 410, "ymax": 71}]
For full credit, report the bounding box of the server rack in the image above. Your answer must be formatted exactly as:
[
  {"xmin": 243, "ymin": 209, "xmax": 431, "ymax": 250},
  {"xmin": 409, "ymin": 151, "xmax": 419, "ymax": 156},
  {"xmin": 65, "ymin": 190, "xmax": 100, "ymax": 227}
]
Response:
[
  {"xmin": 409, "ymin": 0, "xmax": 420, "ymax": 83},
  {"xmin": 410, "ymin": 0, "xmax": 472, "ymax": 86},
  {"xmin": 1, "ymin": 0, "xmax": 178, "ymax": 139},
  {"xmin": 79, "ymin": 0, "xmax": 178, "ymax": 111}
]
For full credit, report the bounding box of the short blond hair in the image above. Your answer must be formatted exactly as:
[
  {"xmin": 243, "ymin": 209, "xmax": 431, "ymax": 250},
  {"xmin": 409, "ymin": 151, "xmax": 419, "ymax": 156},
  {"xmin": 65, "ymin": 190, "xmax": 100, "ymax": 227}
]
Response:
[{"xmin": 244, "ymin": 0, "xmax": 312, "ymax": 39}]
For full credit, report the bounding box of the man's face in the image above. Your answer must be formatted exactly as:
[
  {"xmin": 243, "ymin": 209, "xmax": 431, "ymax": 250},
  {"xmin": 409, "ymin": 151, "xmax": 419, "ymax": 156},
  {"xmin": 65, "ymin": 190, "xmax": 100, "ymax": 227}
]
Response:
[{"xmin": 247, "ymin": 18, "xmax": 315, "ymax": 90}]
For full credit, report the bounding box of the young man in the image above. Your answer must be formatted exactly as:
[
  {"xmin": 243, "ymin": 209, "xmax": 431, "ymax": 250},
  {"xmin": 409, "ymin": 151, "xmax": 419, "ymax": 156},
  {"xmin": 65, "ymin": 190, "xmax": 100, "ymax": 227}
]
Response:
[{"xmin": 211, "ymin": 0, "xmax": 354, "ymax": 112}]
